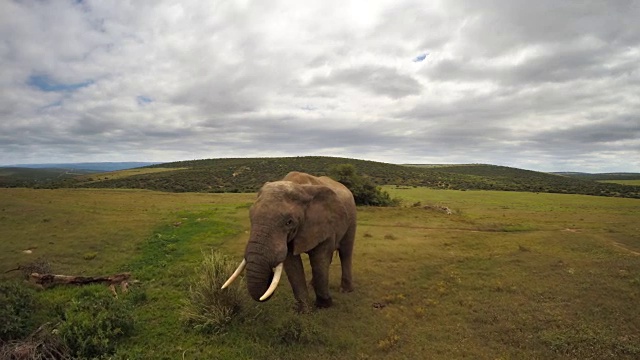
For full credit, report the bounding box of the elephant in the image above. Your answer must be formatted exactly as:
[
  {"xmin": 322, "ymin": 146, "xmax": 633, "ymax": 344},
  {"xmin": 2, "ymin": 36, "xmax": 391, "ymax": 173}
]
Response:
[{"xmin": 222, "ymin": 171, "xmax": 357, "ymax": 311}]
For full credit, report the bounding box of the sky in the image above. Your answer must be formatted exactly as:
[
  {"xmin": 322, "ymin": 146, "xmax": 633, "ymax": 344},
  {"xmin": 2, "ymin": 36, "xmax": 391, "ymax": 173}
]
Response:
[{"xmin": 1, "ymin": 0, "xmax": 639, "ymax": 173}]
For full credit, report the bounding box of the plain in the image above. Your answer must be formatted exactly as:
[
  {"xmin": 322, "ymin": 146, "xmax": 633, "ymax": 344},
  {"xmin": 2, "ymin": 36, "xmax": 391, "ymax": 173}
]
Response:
[{"xmin": 1, "ymin": 187, "xmax": 639, "ymax": 359}]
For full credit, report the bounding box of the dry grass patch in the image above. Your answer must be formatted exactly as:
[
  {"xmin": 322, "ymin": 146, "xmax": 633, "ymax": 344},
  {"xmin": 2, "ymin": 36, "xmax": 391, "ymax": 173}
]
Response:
[{"xmin": 181, "ymin": 250, "xmax": 254, "ymax": 334}]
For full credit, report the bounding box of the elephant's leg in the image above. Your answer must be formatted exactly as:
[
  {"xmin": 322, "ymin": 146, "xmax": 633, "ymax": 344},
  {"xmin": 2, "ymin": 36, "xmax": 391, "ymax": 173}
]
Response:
[
  {"xmin": 308, "ymin": 241, "xmax": 334, "ymax": 308},
  {"xmin": 338, "ymin": 224, "xmax": 356, "ymax": 293},
  {"xmin": 284, "ymin": 253, "xmax": 310, "ymax": 312}
]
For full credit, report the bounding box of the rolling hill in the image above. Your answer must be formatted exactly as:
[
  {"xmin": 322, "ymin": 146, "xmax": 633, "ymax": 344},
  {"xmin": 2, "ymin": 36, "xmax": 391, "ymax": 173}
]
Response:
[
  {"xmin": 4, "ymin": 162, "xmax": 160, "ymax": 172},
  {"xmin": 55, "ymin": 156, "xmax": 640, "ymax": 199},
  {"xmin": 0, "ymin": 167, "xmax": 98, "ymax": 188},
  {"xmin": 553, "ymin": 172, "xmax": 640, "ymax": 181}
]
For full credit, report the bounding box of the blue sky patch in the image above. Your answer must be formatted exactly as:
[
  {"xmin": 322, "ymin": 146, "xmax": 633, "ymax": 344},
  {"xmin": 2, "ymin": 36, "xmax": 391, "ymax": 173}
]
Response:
[
  {"xmin": 28, "ymin": 74, "xmax": 93, "ymax": 92},
  {"xmin": 137, "ymin": 95, "xmax": 153, "ymax": 105},
  {"xmin": 413, "ymin": 53, "xmax": 428, "ymax": 62}
]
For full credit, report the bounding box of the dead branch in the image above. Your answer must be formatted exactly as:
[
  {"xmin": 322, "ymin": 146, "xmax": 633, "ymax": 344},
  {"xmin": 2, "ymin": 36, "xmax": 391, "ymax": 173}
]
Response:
[
  {"xmin": 30, "ymin": 272, "xmax": 131, "ymax": 288},
  {"xmin": 4, "ymin": 265, "xmax": 22, "ymax": 273}
]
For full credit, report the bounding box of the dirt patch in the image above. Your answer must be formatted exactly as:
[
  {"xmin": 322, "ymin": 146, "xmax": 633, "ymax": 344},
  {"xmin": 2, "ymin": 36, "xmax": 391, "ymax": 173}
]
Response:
[{"xmin": 611, "ymin": 242, "xmax": 640, "ymax": 256}]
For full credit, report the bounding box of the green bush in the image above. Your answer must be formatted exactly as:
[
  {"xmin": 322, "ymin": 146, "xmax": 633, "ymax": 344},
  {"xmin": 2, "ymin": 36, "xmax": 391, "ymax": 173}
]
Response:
[
  {"xmin": 57, "ymin": 287, "xmax": 134, "ymax": 358},
  {"xmin": 182, "ymin": 250, "xmax": 252, "ymax": 334},
  {"xmin": 329, "ymin": 164, "xmax": 400, "ymax": 206},
  {"xmin": 0, "ymin": 282, "xmax": 36, "ymax": 341}
]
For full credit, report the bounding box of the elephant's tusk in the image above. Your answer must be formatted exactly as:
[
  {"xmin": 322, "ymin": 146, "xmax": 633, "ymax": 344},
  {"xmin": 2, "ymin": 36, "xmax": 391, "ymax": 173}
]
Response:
[
  {"xmin": 221, "ymin": 259, "xmax": 247, "ymax": 289},
  {"xmin": 259, "ymin": 263, "xmax": 284, "ymax": 301}
]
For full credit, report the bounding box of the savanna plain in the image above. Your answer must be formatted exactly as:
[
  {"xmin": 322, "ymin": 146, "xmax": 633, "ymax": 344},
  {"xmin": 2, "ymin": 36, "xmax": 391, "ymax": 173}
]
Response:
[{"xmin": 1, "ymin": 186, "xmax": 639, "ymax": 359}]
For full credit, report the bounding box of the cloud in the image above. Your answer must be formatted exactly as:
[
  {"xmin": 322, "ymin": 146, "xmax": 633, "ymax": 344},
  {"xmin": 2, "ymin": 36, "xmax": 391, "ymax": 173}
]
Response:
[
  {"xmin": 311, "ymin": 65, "xmax": 422, "ymax": 99},
  {"xmin": 136, "ymin": 95, "xmax": 153, "ymax": 105},
  {"xmin": 0, "ymin": 0, "xmax": 639, "ymax": 172}
]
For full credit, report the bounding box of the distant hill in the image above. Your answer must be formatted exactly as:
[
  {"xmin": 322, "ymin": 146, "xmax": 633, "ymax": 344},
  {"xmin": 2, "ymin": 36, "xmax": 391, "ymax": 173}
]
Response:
[
  {"xmin": 0, "ymin": 162, "xmax": 160, "ymax": 188},
  {"xmin": 552, "ymin": 172, "xmax": 640, "ymax": 181},
  {"xmin": 57, "ymin": 156, "xmax": 639, "ymax": 199},
  {"xmin": 5, "ymin": 162, "xmax": 160, "ymax": 172},
  {"xmin": 3, "ymin": 157, "xmax": 638, "ymax": 198},
  {"xmin": 0, "ymin": 167, "xmax": 98, "ymax": 187}
]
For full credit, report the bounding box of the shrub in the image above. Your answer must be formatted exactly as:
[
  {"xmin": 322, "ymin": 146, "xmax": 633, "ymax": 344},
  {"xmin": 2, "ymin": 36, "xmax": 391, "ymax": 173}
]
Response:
[
  {"xmin": 329, "ymin": 164, "xmax": 399, "ymax": 206},
  {"xmin": 181, "ymin": 251, "xmax": 251, "ymax": 334},
  {"xmin": 57, "ymin": 287, "xmax": 134, "ymax": 358},
  {"xmin": 0, "ymin": 282, "xmax": 37, "ymax": 341}
]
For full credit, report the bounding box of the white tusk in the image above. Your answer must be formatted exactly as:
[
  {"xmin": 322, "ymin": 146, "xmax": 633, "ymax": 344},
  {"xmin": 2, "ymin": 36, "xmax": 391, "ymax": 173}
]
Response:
[
  {"xmin": 259, "ymin": 263, "xmax": 284, "ymax": 301},
  {"xmin": 221, "ymin": 259, "xmax": 247, "ymax": 289}
]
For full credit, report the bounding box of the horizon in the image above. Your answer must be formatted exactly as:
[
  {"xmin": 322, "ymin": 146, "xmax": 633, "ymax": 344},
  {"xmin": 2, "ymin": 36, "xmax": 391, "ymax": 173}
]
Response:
[{"xmin": 2, "ymin": 156, "xmax": 638, "ymax": 174}]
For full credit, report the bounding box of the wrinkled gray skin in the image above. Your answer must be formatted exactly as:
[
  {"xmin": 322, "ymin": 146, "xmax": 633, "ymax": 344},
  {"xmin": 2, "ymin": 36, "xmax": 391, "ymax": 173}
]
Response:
[{"xmin": 244, "ymin": 171, "xmax": 356, "ymax": 311}]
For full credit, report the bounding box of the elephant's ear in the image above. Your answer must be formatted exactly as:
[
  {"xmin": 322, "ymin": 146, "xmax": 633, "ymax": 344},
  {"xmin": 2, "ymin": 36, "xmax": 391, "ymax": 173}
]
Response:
[{"xmin": 291, "ymin": 185, "xmax": 347, "ymax": 256}]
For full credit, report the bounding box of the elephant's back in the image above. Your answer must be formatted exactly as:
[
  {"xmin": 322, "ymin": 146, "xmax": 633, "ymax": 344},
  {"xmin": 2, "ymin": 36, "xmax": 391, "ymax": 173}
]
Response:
[
  {"xmin": 317, "ymin": 177, "xmax": 356, "ymax": 215},
  {"xmin": 283, "ymin": 171, "xmax": 356, "ymax": 209}
]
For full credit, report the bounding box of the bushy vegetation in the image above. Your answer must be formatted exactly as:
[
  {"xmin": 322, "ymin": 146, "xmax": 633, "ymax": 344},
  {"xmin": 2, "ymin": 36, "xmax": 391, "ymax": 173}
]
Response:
[
  {"xmin": 57, "ymin": 287, "xmax": 135, "ymax": 358},
  {"xmin": 0, "ymin": 282, "xmax": 37, "ymax": 341},
  {"xmin": 0, "ymin": 283, "xmax": 135, "ymax": 359},
  {"xmin": 429, "ymin": 164, "xmax": 640, "ymax": 196},
  {"xmin": 55, "ymin": 157, "xmax": 640, "ymax": 199},
  {"xmin": 0, "ymin": 167, "xmax": 95, "ymax": 188},
  {"xmin": 555, "ymin": 172, "xmax": 640, "ymax": 181},
  {"xmin": 4, "ymin": 156, "xmax": 640, "ymax": 198},
  {"xmin": 329, "ymin": 164, "xmax": 399, "ymax": 206},
  {"xmin": 181, "ymin": 251, "xmax": 253, "ymax": 334}
]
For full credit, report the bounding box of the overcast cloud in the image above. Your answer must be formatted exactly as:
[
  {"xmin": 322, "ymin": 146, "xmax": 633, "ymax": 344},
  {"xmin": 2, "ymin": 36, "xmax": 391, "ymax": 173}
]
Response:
[{"xmin": 1, "ymin": 0, "xmax": 639, "ymax": 172}]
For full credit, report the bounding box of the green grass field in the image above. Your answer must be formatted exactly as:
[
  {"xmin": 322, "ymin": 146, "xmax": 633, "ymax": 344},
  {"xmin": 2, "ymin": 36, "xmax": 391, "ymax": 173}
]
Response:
[{"xmin": 1, "ymin": 187, "xmax": 639, "ymax": 359}]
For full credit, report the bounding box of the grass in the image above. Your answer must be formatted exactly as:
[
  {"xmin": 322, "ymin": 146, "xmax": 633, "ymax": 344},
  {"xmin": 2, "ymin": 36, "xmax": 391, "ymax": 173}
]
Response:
[
  {"xmin": 1, "ymin": 187, "xmax": 639, "ymax": 358},
  {"xmin": 0, "ymin": 188, "xmax": 251, "ymax": 275}
]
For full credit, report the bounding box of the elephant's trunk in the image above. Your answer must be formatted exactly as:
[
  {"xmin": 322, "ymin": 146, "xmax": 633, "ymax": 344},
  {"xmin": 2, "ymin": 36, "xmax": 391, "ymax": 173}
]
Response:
[
  {"xmin": 245, "ymin": 260, "xmax": 273, "ymax": 301},
  {"xmin": 245, "ymin": 242, "xmax": 279, "ymax": 302}
]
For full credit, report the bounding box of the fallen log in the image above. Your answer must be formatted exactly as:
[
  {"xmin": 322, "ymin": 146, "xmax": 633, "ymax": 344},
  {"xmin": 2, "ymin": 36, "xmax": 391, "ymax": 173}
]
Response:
[{"xmin": 30, "ymin": 272, "xmax": 131, "ymax": 288}]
